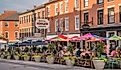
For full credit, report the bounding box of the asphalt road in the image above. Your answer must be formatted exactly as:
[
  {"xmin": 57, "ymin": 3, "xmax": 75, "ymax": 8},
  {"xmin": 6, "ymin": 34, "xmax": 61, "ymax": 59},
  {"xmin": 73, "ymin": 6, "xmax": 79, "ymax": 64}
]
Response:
[{"xmin": 0, "ymin": 62, "xmax": 53, "ymax": 70}]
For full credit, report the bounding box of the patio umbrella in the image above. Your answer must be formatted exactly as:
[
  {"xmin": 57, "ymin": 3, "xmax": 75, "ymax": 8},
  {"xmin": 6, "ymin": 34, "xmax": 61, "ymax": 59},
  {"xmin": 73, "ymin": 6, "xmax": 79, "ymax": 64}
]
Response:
[
  {"xmin": 80, "ymin": 33, "xmax": 94, "ymax": 40},
  {"xmin": 109, "ymin": 35, "xmax": 121, "ymax": 40},
  {"xmin": 86, "ymin": 37, "xmax": 104, "ymax": 42},
  {"xmin": 69, "ymin": 36, "xmax": 80, "ymax": 41}
]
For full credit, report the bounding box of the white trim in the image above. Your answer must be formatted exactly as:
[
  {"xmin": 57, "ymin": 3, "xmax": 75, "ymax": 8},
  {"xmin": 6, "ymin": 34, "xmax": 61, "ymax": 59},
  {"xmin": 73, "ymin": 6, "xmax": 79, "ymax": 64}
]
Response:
[
  {"xmin": 65, "ymin": 17, "xmax": 69, "ymax": 31},
  {"xmin": 107, "ymin": 5, "xmax": 115, "ymax": 8},
  {"xmin": 118, "ymin": 4, "xmax": 121, "ymax": 6},
  {"xmin": 55, "ymin": 3, "xmax": 58, "ymax": 15},
  {"xmin": 83, "ymin": 10, "xmax": 89, "ymax": 13},
  {"xmin": 47, "ymin": 21, "xmax": 50, "ymax": 32},
  {"xmin": 65, "ymin": 0, "xmax": 69, "ymax": 13},
  {"xmin": 75, "ymin": 15, "xmax": 80, "ymax": 30},
  {"xmin": 55, "ymin": 19, "xmax": 58, "ymax": 32},
  {"xmin": 75, "ymin": 0, "xmax": 79, "ymax": 10},
  {"xmin": 97, "ymin": 8, "xmax": 103, "ymax": 10},
  {"xmin": 19, "ymin": 26, "xmax": 33, "ymax": 29},
  {"xmin": 47, "ymin": 6, "xmax": 50, "ymax": 17},
  {"xmin": 60, "ymin": 2, "xmax": 63, "ymax": 14}
]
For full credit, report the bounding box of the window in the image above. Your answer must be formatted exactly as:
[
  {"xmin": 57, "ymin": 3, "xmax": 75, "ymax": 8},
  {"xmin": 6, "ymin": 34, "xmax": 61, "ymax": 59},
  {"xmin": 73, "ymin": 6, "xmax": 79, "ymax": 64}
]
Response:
[
  {"xmin": 119, "ymin": 6, "xmax": 121, "ymax": 22},
  {"xmin": 15, "ymin": 31, "xmax": 18, "ymax": 39},
  {"xmin": 65, "ymin": 0, "xmax": 69, "ymax": 12},
  {"xmin": 5, "ymin": 22, "xmax": 9, "ymax": 27},
  {"xmin": 60, "ymin": 2, "xmax": 63, "ymax": 14},
  {"xmin": 55, "ymin": 19, "xmax": 59, "ymax": 32},
  {"xmin": 42, "ymin": 11, "xmax": 45, "ymax": 18},
  {"xmin": 14, "ymin": 22, "xmax": 18, "ymax": 27},
  {"xmin": 75, "ymin": 0, "xmax": 79, "ymax": 9},
  {"xmin": 75, "ymin": 15, "xmax": 80, "ymax": 30},
  {"xmin": 97, "ymin": 9, "xmax": 103, "ymax": 25},
  {"xmin": 84, "ymin": 12, "xmax": 89, "ymax": 23},
  {"xmin": 47, "ymin": 21, "xmax": 50, "ymax": 32},
  {"xmin": 29, "ymin": 15, "xmax": 31, "ymax": 22},
  {"xmin": 60, "ymin": 18, "xmax": 64, "ymax": 31},
  {"xmin": 65, "ymin": 17, "xmax": 69, "ymax": 31},
  {"xmin": 5, "ymin": 31, "xmax": 9, "ymax": 39},
  {"xmin": 47, "ymin": 6, "xmax": 50, "ymax": 17},
  {"xmin": 84, "ymin": 0, "xmax": 88, "ymax": 7},
  {"xmin": 55, "ymin": 3, "xmax": 59, "ymax": 15},
  {"xmin": 97, "ymin": 0, "xmax": 104, "ymax": 4},
  {"xmin": 38, "ymin": 12, "xmax": 40, "ymax": 19},
  {"xmin": 108, "ymin": 0, "xmax": 113, "ymax": 2},
  {"xmin": 108, "ymin": 8, "xmax": 115, "ymax": 24},
  {"xmin": 26, "ymin": 15, "xmax": 28, "ymax": 23}
]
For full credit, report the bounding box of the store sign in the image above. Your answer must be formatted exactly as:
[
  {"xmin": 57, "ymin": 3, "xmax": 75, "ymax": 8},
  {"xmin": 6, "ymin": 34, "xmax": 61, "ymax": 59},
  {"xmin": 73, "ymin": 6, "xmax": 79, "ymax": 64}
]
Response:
[{"xmin": 35, "ymin": 19, "xmax": 49, "ymax": 29}]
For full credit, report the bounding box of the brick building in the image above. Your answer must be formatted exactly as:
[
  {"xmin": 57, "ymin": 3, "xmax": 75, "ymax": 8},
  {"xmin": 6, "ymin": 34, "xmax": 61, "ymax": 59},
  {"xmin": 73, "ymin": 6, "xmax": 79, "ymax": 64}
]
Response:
[
  {"xmin": 19, "ymin": 0, "xmax": 121, "ymax": 48},
  {"xmin": 0, "ymin": 11, "xmax": 19, "ymax": 43}
]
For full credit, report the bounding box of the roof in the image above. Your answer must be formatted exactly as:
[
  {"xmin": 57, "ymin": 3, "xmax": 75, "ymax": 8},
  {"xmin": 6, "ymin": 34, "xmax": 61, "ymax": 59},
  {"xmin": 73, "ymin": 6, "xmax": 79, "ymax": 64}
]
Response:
[{"xmin": 0, "ymin": 11, "xmax": 19, "ymax": 21}]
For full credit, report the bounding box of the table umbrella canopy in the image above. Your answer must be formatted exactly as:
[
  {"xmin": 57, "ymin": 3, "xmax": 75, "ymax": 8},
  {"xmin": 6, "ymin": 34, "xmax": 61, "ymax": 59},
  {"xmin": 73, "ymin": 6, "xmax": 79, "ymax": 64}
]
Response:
[
  {"xmin": 86, "ymin": 37, "xmax": 104, "ymax": 42},
  {"xmin": 80, "ymin": 33, "xmax": 94, "ymax": 40},
  {"xmin": 109, "ymin": 35, "xmax": 121, "ymax": 40},
  {"xmin": 48, "ymin": 35, "xmax": 68, "ymax": 41},
  {"xmin": 69, "ymin": 36, "xmax": 80, "ymax": 41}
]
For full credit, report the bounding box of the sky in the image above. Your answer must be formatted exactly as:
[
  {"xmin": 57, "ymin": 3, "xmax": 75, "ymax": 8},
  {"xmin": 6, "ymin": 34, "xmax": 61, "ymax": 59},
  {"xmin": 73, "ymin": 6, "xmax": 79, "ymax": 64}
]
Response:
[{"xmin": 0, "ymin": 0, "xmax": 48, "ymax": 13}]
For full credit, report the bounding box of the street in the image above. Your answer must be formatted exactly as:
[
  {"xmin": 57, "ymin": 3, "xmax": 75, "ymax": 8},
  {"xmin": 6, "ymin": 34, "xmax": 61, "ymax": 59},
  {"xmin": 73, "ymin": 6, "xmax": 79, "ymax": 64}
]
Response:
[{"xmin": 0, "ymin": 62, "xmax": 94, "ymax": 70}]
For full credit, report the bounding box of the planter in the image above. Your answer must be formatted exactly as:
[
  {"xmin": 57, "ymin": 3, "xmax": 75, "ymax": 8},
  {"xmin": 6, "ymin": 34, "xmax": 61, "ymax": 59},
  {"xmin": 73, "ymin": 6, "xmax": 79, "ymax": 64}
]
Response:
[
  {"xmin": 33, "ymin": 56, "xmax": 41, "ymax": 62},
  {"xmin": 119, "ymin": 60, "xmax": 121, "ymax": 68},
  {"xmin": 1, "ymin": 55, "xmax": 4, "ymax": 59},
  {"xmin": 24, "ymin": 56, "xmax": 30, "ymax": 61},
  {"xmin": 65, "ymin": 59, "xmax": 75, "ymax": 66},
  {"xmin": 93, "ymin": 60, "xmax": 105, "ymax": 70},
  {"xmin": 46, "ymin": 55, "xmax": 54, "ymax": 64},
  {"xmin": 14, "ymin": 55, "xmax": 19, "ymax": 60},
  {"xmin": 7, "ymin": 56, "xmax": 11, "ymax": 59}
]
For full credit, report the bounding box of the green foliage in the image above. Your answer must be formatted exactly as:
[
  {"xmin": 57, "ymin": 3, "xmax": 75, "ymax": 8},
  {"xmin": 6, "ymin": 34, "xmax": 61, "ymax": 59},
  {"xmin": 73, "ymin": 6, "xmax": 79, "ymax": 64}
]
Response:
[
  {"xmin": 24, "ymin": 47, "xmax": 29, "ymax": 52},
  {"xmin": 15, "ymin": 47, "xmax": 21, "ymax": 53},
  {"xmin": 48, "ymin": 44, "xmax": 56, "ymax": 52},
  {"xmin": 7, "ymin": 48, "xmax": 12, "ymax": 53},
  {"xmin": 67, "ymin": 44, "xmax": 74, "ymax": 54},
  {"xmin": 36, "ymin": 47, "xmax": 41, "ymax": 53},
  {"xmin": 42, "ymin": 46, "xmax": 47, "ymax": 52}
]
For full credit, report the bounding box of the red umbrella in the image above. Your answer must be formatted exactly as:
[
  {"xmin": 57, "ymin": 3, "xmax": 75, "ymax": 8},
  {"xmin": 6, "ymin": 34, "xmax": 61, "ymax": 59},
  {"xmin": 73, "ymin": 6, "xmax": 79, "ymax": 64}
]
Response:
[{"xmin": 69, "ymin": 36, "xmax": 80, "ymax": 41}]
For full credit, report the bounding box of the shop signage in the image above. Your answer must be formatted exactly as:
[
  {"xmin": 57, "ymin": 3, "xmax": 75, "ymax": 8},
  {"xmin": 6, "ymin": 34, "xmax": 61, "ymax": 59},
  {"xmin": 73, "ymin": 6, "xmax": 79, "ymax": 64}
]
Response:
[{"xmin": 35, "ymin": 19, "xmax": 49, "ymax": 29}]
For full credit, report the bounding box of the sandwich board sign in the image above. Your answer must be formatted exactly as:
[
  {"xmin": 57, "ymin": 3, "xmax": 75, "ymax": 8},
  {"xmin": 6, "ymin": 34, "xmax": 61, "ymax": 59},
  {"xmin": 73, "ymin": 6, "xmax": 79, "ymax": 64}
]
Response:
[{"xmin": 35, "ymin": 19, "xmax": 49, "ymax": 30}]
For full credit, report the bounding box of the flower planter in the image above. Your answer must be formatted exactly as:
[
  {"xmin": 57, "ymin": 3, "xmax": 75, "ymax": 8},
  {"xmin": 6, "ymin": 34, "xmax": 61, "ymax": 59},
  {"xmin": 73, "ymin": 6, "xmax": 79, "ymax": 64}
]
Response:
[
  {"xmin": 65, "ymin": 59, "xmax": 75, "ymax": 66},
  {"xmin": 7, "ymin": 56, "xmax": 11, "ymax": 59},
  {"xmin": 119, "ymin": 60, "xmax": 121, "ymax": 68},
  {"xmin": 93, "ymin": 60, "xmax": 105, "ymax": 70},
  {"xmin": 24, "ymin": 56, "xmax": 30, "ymax": 61},
  {"xmin": 33, "ymin": 56, "xmax": 41, "ymax": 62},
  {"xmin": 46, "ymin": 55, "xmax": 54, "ymax": 64},
  {"xmin": 14, "ymin": 55, "xmax": 19, "ymax": 60},
  {"xmin": 0, "ymin": 55, "xmax": 4, "ymax": 59}
]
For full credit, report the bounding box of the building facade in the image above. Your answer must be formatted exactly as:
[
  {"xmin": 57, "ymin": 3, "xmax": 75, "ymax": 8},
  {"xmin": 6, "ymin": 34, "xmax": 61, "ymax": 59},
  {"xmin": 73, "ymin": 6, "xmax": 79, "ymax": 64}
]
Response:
[
  {"xmin": 19, "ymin": 0, "xmax": 121, "ymax": 49},
  {"xmin": 0, "ymin": 11, "xmax": 19, "ymax": 43}
]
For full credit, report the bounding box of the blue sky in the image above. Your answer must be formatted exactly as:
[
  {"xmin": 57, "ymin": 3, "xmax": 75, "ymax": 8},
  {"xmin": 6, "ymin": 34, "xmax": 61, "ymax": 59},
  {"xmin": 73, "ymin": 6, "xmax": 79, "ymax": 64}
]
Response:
[{"xmin": 0, "ymin": 0, "xmax": 48, "ymax": 13}]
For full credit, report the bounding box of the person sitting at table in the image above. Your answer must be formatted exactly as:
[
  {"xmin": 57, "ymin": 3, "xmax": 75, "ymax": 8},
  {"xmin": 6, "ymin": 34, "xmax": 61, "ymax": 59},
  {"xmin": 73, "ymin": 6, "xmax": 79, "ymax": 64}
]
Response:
[
  {"xmin": 111, "ymin": 49, "xmax": 118, "ymax": 57},
  {"xmin": 60, "ymin": 46, "xmax": 70, "ymax": 57}
]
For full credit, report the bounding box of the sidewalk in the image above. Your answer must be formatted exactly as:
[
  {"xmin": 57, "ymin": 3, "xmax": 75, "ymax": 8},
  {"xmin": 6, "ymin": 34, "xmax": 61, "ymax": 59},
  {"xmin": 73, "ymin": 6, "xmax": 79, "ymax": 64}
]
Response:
[{"xmin": 0, "ymin": 58, "xmax": 94, "ymax": 70}]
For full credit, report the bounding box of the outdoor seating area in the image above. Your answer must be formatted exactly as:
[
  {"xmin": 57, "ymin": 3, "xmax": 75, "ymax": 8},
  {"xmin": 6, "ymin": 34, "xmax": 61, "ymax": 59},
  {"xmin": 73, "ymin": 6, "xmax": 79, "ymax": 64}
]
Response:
[{"xmin": 0, "ymin": 33, "xmax": 121, "ymax": 69}]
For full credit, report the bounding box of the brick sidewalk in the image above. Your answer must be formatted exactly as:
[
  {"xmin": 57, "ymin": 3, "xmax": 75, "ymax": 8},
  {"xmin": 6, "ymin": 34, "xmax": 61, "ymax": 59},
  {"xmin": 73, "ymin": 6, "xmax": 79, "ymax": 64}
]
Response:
[{"xmin": 0, "ymin": 58, "xmax": 95, "ymax": 70}]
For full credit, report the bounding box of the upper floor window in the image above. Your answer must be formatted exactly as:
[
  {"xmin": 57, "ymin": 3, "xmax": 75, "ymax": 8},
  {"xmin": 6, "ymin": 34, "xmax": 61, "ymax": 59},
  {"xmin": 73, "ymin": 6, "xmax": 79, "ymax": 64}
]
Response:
[
  {"xmin": 5, "ymin": 31, "xmax": 9, "ymax": 39},
  {"xmin": 60, "ymin": 18, "xmax": 64, "ymax": 31},
  {"xmin": 75, "ymin": 15, "xmax": 80, "ymax": 30},
  {"xmin": 14, "ymin": 22, "xmax": 18, "ymax": 27},
  {"xmin": 108, "ymin": 0, "xmax": 114, "ymax": 2},
  {"xmin": 65, "ymin": 0, "xmax": 69, "ymax": 12},
  {"xmin": 47, "ymin": 21, "xmax": 50, "ymax": 32},
  {"xmin": 97, "ymin": 9, "xmax": 103, "ymax": 25},
  {"xmin": 15, "ymin": 31, "xmax": 18, "ymax": 39},
  {"xmin": 75, "ymin": 0, "xmax": 79, "ymax": 9},
  {"xmin": 42, "ymin": 11, "xmax": 45, "ymax": 18},
  {"xmin": 119, "ymin": 6, "xmax": 121, "ymax": 22},
  {"xmin": 65, "ymin": 17, "xmax": 69, "ymax": 31},
  {"xmin": 55, "ymin": 19, "xmax": 59, "ymax": 32},
  {"xmin": 55, "ymin": 3, "xmax": 59, "ymax": 15},
  {"xmin": 5, "ymin": 22, "xmax": 9, "ymax": 27},
  {"xmin": 84, "ymin": 12, "xmax": 89, "ymax": 23},
  {"xmin": 29, "ymin": 15, "xmax": 31, "ymax": 22},
  {"xmin": 97, "ymin": 0, "xmax": 104, "ymax": 4},
  {"xmin": 108, "ymin": 8, "xmax": 115, "ymax": 24},
  {"xmin": 60, "ymin": 2, "xmax": 63, "ymax": 14},
  {"xmin": 47, "ymin": 6, "xmax": 50, "ymax": 17},
  {"xmin": 38, "ymin": 12, "xmax": 40, "ymax": 19},
  {"xmin": 84, "ymin": 0, "xmax": 89, "ymax": 7}
]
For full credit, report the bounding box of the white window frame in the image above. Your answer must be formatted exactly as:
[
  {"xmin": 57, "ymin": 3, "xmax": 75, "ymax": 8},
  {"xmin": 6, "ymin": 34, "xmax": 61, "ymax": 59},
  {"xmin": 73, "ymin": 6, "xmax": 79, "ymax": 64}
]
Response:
[
  {"xmin": 5, "ymin": 31, "xmax": 9, "ymax": 39},
  {"xmin": 47, "ymin": 6, "xmax": 50, "ymax": 17},
  {"xmin": 65, "ymin": 0, "xmax": 69, "ymax": 13},
  {"xmin": 14, "ymin": 31, "xmax": 19, "ymax": 39},
  {"xmin": 60, "ymin": 18, "xmax": 63, "ymax": 31},
  {"xmin": 55, "ymin": 3, "xmax": 58, "ymax": 15},
  {"xmin": 65, "ymin": 17, "xmax": 69, "ymax": 31},
  {"xmin": 75, "ymin": 0, "xmax": 79, "ymax": 9},
  {"xmin": 47, "ymin": 21, "xmax": 50, "ymax": 32},
  {"xmin": 55, "ymin": 19, "xmax": 59, "ymax": 32},
  {"xmin": 75, "ymin": 15, "xmax": 80, "ymax": 30},
  {"xmin": 60, "ymin": 2, "xmax": 63, "ymax": 14},
  {"xmin": 84, "ymin": 0, "xmax": 89, "ymax": 7}
]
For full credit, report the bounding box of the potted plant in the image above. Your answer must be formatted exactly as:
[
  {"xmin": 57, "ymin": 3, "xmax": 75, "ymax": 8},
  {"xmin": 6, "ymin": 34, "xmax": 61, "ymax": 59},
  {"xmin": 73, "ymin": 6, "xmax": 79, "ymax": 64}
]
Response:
[
  {"xmin": 14, "ymin": 48, "xmax": 21, "ymax": 60},
  {"xmin": 92, "ymin": 42, "xmax": 107, "ymax": 70},
  {"xmin": 63, "ymin": 44, "xmax": 75, "ymax": 66},
  {"xmin": 33, "ymin": 54, "xmax": 41, "ymax": 62},
  {"xmin": 21, "ymin": 54, "xmax": 30, "ymax": 61},
  {"xmin": 46, "ymin": 44, "xmax": 55, "ymax": 64}
]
